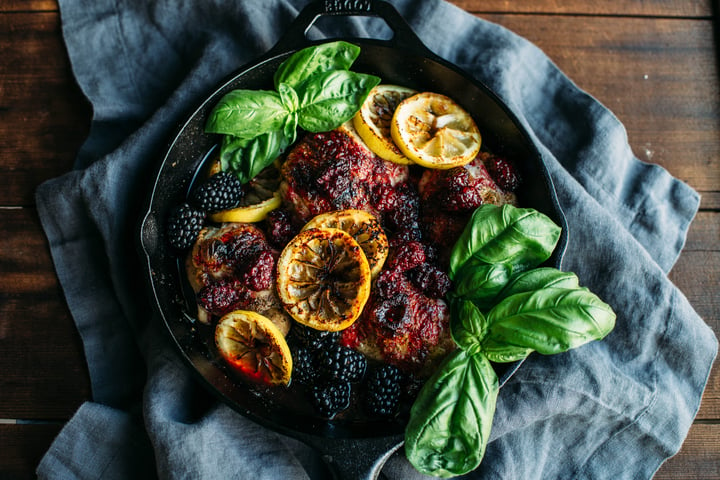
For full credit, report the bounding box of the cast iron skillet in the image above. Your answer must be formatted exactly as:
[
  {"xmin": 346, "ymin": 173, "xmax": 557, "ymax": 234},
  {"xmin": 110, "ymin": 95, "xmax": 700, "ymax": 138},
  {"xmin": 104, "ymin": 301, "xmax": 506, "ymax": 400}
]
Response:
[{"xmin": 138, "ymin": 1, "xmax": 568, "ymax": 478}]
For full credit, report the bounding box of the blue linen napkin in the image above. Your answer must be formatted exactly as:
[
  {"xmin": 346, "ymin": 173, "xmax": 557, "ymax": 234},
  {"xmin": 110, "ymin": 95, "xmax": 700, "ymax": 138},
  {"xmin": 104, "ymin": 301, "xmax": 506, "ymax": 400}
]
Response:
[{"xmin": 36, "ymin": 0, "xmax": 717, "ymax": 478}]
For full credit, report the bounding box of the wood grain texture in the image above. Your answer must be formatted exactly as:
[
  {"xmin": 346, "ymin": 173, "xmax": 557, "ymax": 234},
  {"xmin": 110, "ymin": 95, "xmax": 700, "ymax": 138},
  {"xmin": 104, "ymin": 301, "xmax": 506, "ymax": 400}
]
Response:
[
  {"xmin": 0, "ymin": 209, "xmax": 91, "ymax": 419},
  {"xmin": 0, "ymin": 0, "xmax": 717, "ymax": 478},
  {"xmin": 654, "ymin": 424, "xmax": 720, "ymax": 480},
  {"xmin": 0, "ymin": 12, "xmax": 91, "ymax": 206},
  {"xmin": 453, "ymin": 0, "xmax": 713, "ymax": 17},
  {"xmin": 0, "ymin": 423, "xmax": 64, "ymax": 480}
]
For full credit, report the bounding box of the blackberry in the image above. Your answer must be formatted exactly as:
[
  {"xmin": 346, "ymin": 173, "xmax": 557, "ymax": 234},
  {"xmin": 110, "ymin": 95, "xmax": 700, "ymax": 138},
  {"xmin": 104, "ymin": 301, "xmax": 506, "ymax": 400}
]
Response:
[
  {"xmin": 406, "ymin": 263, "xmax": 452, "ymax": 298},
  {"xmin": 387, "ymin": 241, "xmax": 426, "ymax": 272},
  {"xmin": 317, "ymin": 343, "xmax": 367, "ymax": 383},
  {"xmin": 197, "ymin": 281, "xmax": 247, "ymax": 316},
  {"xmin": 290, "ymin": 345, "xmax": 319, "ymax": 385},
  {"xmin": 364, "ymin": 365, "xmax": 402, "ymax": 417},
  {"xmin": 167, "ymin": 202, "xmax": 205, "ymax": 250},
  {"xmin": 263, "ymin": 208, "xmax": 298, "ymax": 248},
  {"xmin": 371, "ymin": 183, "xmax": 399, "ymax": 213},
  {"xmin": 190, "ymin": 171, "xmax": 244, "ymax": 212},
  {"xmin": 290, "ymin": 324, "xmax": 340, "ymax": 352},
  {"xmin": 239, "ymin": 250, "xmax": 275, "ymax": 291},
  {"xmin": 391, "ymin": 222, "xmax": 423, "ymax": 243},
  {"xmin": 374, "ymin": 269, "xmax": 406, "ymax": 299},
  {"xmin": 484, "ymin": 154, "xmax": 521, "ymax": 192},
  {"xmin": 310, "ymin": 381, "xmax": 351, "ymax": 418},
  {"xmin": 371, "ymin": 295, "xmax": 412, "ymax": 333},
  {"xmin": 383, "ymin": 183, "xmax": 420, "ymax": 231}
]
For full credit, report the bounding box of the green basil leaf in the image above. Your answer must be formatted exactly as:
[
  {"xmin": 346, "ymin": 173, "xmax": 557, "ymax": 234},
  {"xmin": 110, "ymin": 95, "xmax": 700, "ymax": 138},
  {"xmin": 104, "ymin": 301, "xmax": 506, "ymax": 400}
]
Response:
[
  {"xmin": 205, "ymin": 89, "xmax": 289, "ymax": 137},
  {"xmin": 452, "ymin": 259, "xmax": 513, "ymax": 308},
  {"xmin": 278, "ymin": 83, "xmax": 299, "ymax": 113},
  {"xmin": 483, "ymin": 287, "xmax": 616, "ymax": 355},
  {"xmin": 405, "ymin": 350, "xmax": 498, "ymax": 478},
  {"xmin": 274, "ymin": 41, "xmax": 361, "ymax": 90},
  {"xmin": 449, "ymin": 204, "xmax": 562, "ymax": 280},
  {"xmin": 450, "ymin": 298, "xmax": 488, "ymax": 354},
  {"xmin": 296, "ymin": 70, "xmax": 380, "ymax": 132},
  {"xmin": 220, "ymin": 122, "xmax": 295, "ymax": 183},
  {"xmin": 498, "ymin": 268, "xmax": 580, "ymax": 301},
  {"xmin": 480, "ymin": 338, "xmax": 534, "ymax": 363}
]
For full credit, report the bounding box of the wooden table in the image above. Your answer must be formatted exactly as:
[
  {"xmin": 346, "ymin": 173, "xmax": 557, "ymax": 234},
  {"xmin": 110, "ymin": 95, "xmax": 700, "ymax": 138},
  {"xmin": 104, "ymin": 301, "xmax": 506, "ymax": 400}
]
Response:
[{"xmin": 1, "ymin": 1, "xmax": 718, "ymax": 478}]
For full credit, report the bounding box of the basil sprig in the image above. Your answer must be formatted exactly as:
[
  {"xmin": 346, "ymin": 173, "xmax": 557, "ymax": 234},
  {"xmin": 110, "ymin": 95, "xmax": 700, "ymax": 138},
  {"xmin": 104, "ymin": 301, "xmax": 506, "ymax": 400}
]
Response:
[
  {"xmin": 405, "ymin": 349, "xmax": 498, "ymax": 479},
  {"xmin": 205, "ymin": 41, "xmax": 380, "ymax": 183},
  {"xmin": 405, "ymin": 204, "xmax": 616, "ymax": 478}
]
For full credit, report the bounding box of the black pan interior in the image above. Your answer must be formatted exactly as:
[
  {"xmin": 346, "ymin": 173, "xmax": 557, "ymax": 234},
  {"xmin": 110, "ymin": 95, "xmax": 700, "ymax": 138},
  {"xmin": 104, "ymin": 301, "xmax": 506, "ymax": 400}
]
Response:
[{"xmin": 138, "ymin": 39, "xmax": 568, "ymax": 441}]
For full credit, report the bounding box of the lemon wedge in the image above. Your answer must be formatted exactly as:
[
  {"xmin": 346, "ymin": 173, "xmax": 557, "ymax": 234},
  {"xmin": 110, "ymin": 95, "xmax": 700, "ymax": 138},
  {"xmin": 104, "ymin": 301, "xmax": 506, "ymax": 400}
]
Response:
[
  {"xmin": 353, "ymin": 84, "xmax": 418, "ymax": 164},
  {"xmin": 276, "ymin": 227, "xmax": 371, "ymax": 332},
  {"xmin": 390, "ymin": 92, "xmax": 481, "ymax": 169},
  {"xmin": 215, "ymin": 310, "xmax": 293, "ymax": 386},
  {"xmin": 302, "ymin": 209, "xmax": 388, "ymax": 278}
]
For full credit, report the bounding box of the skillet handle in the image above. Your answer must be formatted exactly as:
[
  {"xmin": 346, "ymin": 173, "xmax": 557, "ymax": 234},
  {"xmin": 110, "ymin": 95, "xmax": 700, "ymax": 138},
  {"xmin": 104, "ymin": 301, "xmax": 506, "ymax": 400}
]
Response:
[{"xmin": 267, "ymin": 0, "xmax": 436, "ymax": 58}]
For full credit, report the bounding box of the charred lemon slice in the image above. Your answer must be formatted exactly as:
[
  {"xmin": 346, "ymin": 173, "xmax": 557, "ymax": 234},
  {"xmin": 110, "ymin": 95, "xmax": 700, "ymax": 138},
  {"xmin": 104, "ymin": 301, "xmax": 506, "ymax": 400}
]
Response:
[
  {"xmin": 353, "ymin": 84, "xmax": 418, "ymax": 164},
  {"xmin": 210, "ymin": 162, "xmax": 282, "ymax": 223},
  {"xmin": 390, "ymin": 92, "xmax": 481, "ymax": 169},
  {"xmin": 277, "ymin": 227, "xmax": 371, "ymax": 331},
  {"xmin": 215, "ymin": 310, "xmax": 292, "ymax": 387},
  {"xmin": 302, "ymin": 209, "xmax": 388, "ymax": 278}
]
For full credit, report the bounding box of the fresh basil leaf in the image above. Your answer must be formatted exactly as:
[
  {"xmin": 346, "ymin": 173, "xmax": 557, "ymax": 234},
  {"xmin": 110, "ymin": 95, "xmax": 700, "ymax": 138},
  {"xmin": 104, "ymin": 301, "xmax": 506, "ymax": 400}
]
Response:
[
  {"xmin": 450, "ymin": 298, "xmax": 488, "ymax": 354},
  {"xmin": 296, "ymin": 70, "xmax": 381, "ymax": 132},
  {"xmin": 449, "ymin": 204, "xmax": 562, "ymax": 280},
  {"xmin": 480, "ymin": 337, "xmax": 534, "ymax": 363},
  {"xmin": 205, "ymin": 89, "xmax": 289, "ymax": 137},
  {"xmin": 273, "ymin": 41, "xmax": 361, "ymax": 90},
  {"xmin": 405, "ymin": 350, "xmax": 498, "ymax": 478},
  {"xmin": 278, "ymin": 83, "xmax": 299, "ymax": 112},
  {"xmin": 498, "ymin": 268, "xmax": 580, "ymax": 301},
  {"xmin": 220, "ymin": 122, "xmax": 295, "ymax": 183},
  {"xmin": 483, "ymin": 287, "xmax": 616, "ymax": 355},
  {"xmin": 452, "ymin": 260, "xmax": 513, "ymax": 308}
]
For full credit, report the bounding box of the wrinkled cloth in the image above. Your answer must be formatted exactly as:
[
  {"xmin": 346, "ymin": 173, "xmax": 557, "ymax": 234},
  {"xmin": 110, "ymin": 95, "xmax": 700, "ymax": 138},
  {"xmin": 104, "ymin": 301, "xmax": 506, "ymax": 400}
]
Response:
[{"xmin": 36, "ymin": 0, "xmax": 717, "ymax": 478}]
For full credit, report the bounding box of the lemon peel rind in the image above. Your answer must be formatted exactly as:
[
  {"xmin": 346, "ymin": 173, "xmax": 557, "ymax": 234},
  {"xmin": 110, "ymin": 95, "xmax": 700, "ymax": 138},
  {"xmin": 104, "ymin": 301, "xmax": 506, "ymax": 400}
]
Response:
[
  {"xmin": 302, "ymin": 209, "xmax": 389, "ymax": 278},
  {"xmin": 353, "ymin": 84, "xmax": 418, "ymax": 165},
  {"xmin": 215, "ymin": 310, "xmax": 293, "ymax": 387},
  {"xmin": 276, "ymin": 227, "xmax": 371, "ymax": 332},
  {"xmin": 390, "ymin": 92, "xmax": 481, "ymax": 170}
]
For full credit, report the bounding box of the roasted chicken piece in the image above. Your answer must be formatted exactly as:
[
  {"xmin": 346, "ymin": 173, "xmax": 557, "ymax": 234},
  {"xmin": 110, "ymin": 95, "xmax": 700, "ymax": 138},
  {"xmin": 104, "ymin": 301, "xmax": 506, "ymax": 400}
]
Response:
[
  {"xmin": 279, "ymin": 122, "xmax": 409, "ymax": 224},
  {"xmin": 185, "ymin": 222, "xmax": 291, "ymax": 334},
  {"xmin": 418, "ymin": 152, "xmax": 519, "ymax": 252}
]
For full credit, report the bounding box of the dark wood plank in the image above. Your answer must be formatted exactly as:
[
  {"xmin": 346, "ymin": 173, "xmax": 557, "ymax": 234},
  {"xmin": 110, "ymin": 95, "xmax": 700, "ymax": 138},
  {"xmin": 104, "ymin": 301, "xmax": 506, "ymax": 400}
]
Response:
[
  {"xmin": 684, "ymin": 212, "xmax": 720, "ymax": 252},
  {"xmin": 0, "ymin": 208, "xmax": 91, "ymax": 419},
  {"xmin": 654, "ymin": 423, "xmax": 720, "ymax": 479},
  {"xmin": 453, "ymin": 0, "xmax": 712, "ymax": 17},
  {"xmin": 669, "ymin": 251, "xmax": 720, "ymax": 334},
  {"xmin": 0, "ymin": 423, "xmax": 63, "ymax": 480},
  {"xmin": 0, "ymin": 11, "xmax": 91, "ymax": 206},
  {"xmin": 480, "ymin": 14, "xmax": 720, "ymax": 202}
]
